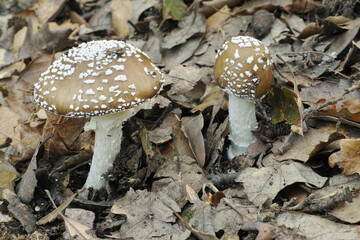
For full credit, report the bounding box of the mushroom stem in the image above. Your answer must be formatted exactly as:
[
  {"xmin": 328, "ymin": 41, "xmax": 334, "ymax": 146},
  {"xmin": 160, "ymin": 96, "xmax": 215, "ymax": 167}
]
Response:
[
  {"xmin": 83, "ymin": 110, "xmax": 132, "ymax": 189},
  {"xmin": 227, "ymin": 94, "xmax": 257, "ymax": 159}
]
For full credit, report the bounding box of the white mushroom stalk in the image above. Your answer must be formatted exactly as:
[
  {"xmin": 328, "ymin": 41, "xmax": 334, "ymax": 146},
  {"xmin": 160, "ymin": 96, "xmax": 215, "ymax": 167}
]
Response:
[
  {"xmin": 83, "ymin": 110, "xmax": 132, "ymax": 189},
  {"xmin": 214, "ymin": 36, "xmax": 273, "ymax": 159},
  {"xmin": 34, "ymin": 40, "xmax": 165, "ymax": 189},
  {"xmin": 227, "ymin": 94, "xmax": 257, "ymax": 159}
]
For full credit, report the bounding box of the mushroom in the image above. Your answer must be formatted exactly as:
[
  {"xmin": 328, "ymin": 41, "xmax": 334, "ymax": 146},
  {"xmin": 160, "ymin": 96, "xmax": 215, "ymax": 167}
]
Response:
[
  {"xmin": 34, "ymin": 40, "xmax": 164, "ymax": 189},
  {"xmin": 214, "ymin": 36, "xmax": 273, "ymax": 159}
]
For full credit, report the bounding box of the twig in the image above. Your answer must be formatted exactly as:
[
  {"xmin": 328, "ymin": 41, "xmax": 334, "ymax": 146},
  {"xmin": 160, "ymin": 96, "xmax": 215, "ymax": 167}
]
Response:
[
  {"xmin": 310, "ymin": 115, "xmax": 360, "ymax": 128},
  {"xmin": 282, "ymin": 51, "xmax": 337, "ymax": 59}
]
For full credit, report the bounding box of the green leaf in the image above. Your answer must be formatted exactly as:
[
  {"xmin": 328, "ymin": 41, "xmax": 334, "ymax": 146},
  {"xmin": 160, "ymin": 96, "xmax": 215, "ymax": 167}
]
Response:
[
  {"xmin": 268, "ymin": 86, "xmax": 300, "ymax": 125},
  {"xmin": 163, "ymin": 0, "xmax": 188, "ymax": 21}
]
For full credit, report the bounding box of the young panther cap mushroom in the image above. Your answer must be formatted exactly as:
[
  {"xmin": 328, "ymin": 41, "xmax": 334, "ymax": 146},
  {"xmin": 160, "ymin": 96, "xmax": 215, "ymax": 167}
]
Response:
[
  {"xmin": 214, "ymin": 36, "xmax": 273, "ymax": 159},
  {"xmin": 34, "ymin": 40, "xmax": 164, "ymax": 189}
]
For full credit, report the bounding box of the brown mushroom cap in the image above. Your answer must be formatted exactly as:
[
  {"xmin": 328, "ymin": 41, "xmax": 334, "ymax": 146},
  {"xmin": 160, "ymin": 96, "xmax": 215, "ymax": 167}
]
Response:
[
  {"xmin": 34, "ymin": 40, "xmax": 164, "ymax": 117},
  {"xmin": 214, "ymin": 36, "xmax": 273, "ymax": 100}
]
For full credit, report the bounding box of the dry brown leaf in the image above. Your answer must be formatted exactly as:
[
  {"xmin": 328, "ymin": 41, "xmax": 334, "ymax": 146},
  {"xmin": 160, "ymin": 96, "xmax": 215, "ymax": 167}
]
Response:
[
  {"xmin": 273, "ymin": 126, "xmax": 345, "ymax": 162},
  {"xmin": 205, "ymin": 5, "xmax": 231, "ymax": 38},
  {"xmin": 0, "ymin": 106, "xmax": 21, "ymax": 147},
  {"xmin": 64, "ymin": 217, "xmax": 96, "ymax": 240},
  {"xmin": 172, "ymin": 114, "xmax": 196, "ymax": 160},
  {"xmin": 110, "ymin": 0, "xmax": 133, "ymax": 38},
  {"xmin": 42, "ymin": 112, "xmax": 88, "ymax": 160},
  {"xmin": 191, "ymin": 85, "xmax": 225, "ymax": 113},
  {"xmin": 37, "ymin": 193, "xmax": 77, "ymax": 225},
  {"xmin": 110, "ymin": 188, "xmax": 188, "ymax": 239},
  {"xmin": 284, "ymin": 0, "xmax": 323, "ymax": 13},
  {"xmin": 297, "ymin": 22, "xmax": 322, "ymax": 39},
  {"xmin": 0, "ymin": 61, "xmax": 25, "ymax": 79},
  {"xmin": 329, "ymin": 139, "xmax": 360, "ymax": 175},
  {"xmin": 31, "ymin": 0, "xmax": 67, "ymax": 24},
  {"xmin": 236, "ymin": 0, "xmax": 292, "ymax": 15},
  {"xmin": 152, "ymin": 156, "xmax": 209, "ymax": 207},
  {"xmin": 181, "ymin": 114, "xmax": 206, "ymax": 167},
  {"xmin": 278, "ymin": 72, "xmax": 316, "ymax": 88},
  {"xmin": 318, "ymin": 99, "xmax": 360, "ymax": 122},
  {"xmin": 330, "ymin": 193, "xmax": 360, "ymax": 223}
]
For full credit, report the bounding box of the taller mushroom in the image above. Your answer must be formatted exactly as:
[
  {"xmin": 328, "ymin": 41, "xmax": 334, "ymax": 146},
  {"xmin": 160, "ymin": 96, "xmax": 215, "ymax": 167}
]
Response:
[
  {"xmin": 34, "ymin": 40, "xmax": 164, "ymax": 189},
  {"xmin": 214, "ymin": 36, "xmax": 273, "ymax": 159}
]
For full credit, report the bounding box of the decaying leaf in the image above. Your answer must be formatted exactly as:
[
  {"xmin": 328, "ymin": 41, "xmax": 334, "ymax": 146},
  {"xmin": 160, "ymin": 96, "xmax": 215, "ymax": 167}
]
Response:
[
  {"xmin": 181, "ymin": 114, "xmax": 206, "ymax": 167},
  {"xmin": 2, "ymin": 189, "xmax": 36, "ymax": 233},
  {"xmin": 152, "ymin": 156, "xmax": 209, "ymax": 207},
  {"xmin": 329, "ymin": 138, "xmax": 360, "ymax": 175},
  {"xmin": 297, "ymin": 22, "xmax": 322, "ymax": 39},
  {"xmin": 64, "ymin": 208, "xmax": 96, "ymax": 239},
  {"xmin": 37, "ymin": 193, "xmax": 77, "ymax": 225},
  {"xmin": 277, "ymin": 212, "xmax": 360, "ymax": 239},
  {"xmin": 41, "ymin": 112, "xmax": 89, "ymax": 160},
  {"xmin": 110, "ymin": 0, "xmax": 133, "ymax": 38},
  {"xmin": 273, "ymin": 126, "xmax": 345, "ymax": 162},
  {"xmin": 268, "ymin": 86, "xmax": 300, "ymax": 125},
  {"xmin": 278, "ymin": 71, "xmax": 316, "ymax": 88},
  {"xmin": 330, "ymin": 194, "xmax": 360, "ymax": 224},
  {"xmin": 318, "ymin": 98, "xmax": 360, "ymax": 122},
  {"xmin": 0, "ymin": 106, "xmax": 21, "ymax": 147},
  {"xmin": 111, "ymin": 188, "xmax": 190, "ymax": 239},
  {"xmin": 236, "ymin": 155, "xmax": 327, "ymax": 206},
  {"xmin": 205, "ymin": 5, "xmax": 231, "ymax": 38},
  {"xmin": 0, "ymin": 153, "xmax": 19, "ymax": 199}
]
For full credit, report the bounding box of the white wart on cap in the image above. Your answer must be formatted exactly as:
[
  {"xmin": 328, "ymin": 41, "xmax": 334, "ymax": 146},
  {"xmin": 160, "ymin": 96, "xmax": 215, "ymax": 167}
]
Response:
[
  {"xmin": 214, "ymin": 36, "xmax": 273, "ymax": 99},
  {"xmin": 34, "ymin": 40, "xmax": 165, "ymax": 117}
]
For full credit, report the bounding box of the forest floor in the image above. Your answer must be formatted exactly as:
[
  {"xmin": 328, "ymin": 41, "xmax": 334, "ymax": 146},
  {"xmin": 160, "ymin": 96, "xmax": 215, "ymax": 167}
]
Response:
[{"xmin": 0, "ymin": 0, "xmax": 360, "ymax": 239}]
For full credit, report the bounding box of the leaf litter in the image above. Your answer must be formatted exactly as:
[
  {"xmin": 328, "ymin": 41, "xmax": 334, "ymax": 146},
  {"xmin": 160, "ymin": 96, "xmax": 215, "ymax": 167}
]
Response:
[{"xmin": 0, "ymin": 0, "xmax": 360, "ymax": 239}]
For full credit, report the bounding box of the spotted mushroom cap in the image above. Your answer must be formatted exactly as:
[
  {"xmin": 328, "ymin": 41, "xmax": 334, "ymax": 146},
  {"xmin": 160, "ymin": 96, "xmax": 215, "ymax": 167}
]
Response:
[
  {"xmin": 34, "ymin": 40, "xmax": 165, "ymax": 117},
  {"xmin": 214, "ymin": 36, "xmax": 273, "ymax": 100}
]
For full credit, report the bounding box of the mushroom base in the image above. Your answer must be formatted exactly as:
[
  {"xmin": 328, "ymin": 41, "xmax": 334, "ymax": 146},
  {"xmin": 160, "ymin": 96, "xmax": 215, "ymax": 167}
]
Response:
[
  {"xmin": 83, "ymin": 110, "xmax": 133, "ymax": 190},
  {"xmin": 227, "ymin": 94, "xmax": 257, "ymax": 159}
]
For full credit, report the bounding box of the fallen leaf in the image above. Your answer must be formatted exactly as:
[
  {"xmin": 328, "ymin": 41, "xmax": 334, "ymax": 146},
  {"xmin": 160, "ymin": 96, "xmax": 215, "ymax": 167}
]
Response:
[
  {"xmin": 297, "ymin": 22, "xmax": 322, "ymax": 39},
  {"xmin": 111, "ymin": 188, "xmax": 189, "ymax": 239},
  {"xmin": 318, "ymin": 99, "xmax": 360, "ymax": 122},
  {"xmin": 329, "ymin": 138, "xmax": 360, "ymax": 175},
  {"xmin": 205, "ymin": 5, "xmax": 231, "ymax": 38},
  {"xmin": 236, "ymin": 0, "xmax": 292, "ymax": 15},
  {"xmin": 236, "ymin": 155, "xmax": 327, "ymax": 206},
  {"xmin": 268, "ymin": 86, "xmax": 300, "ymax": 125},
  {"xmin": 162, "ymin": 12, "xmax": 206, "ymax": 49},
  {"xmin": 37, "ymin": 193, "xmax": 77, "ymax": 225},
  {"xmin": 16, "ymin": 141, "xmax": 41, "ymax": 203},
  {"xmin": 2, "ymin": 189, "xmax": 36, "ymax": 233},
  {"xmin": 277, "ymin": 212, "xmax": 360, "ymax": 239},
  {"xmin": 301, "ymin": 79, "xmax": 360, "ymax": 107},
  {"xmin": 110, "ymin": 0, "xmax": 133, "ymax": 38},
  {"xmin": 278, "ymin": 71, "xmax": 316, "ymax": 88},
  {"xmin": 64, "ymin": 208, "xmax": 96, "ymax": 239},
  {"xmin": 64, "ymin": 216, "xmax": 96, "ymax": 240},
  {"xmin": 0, "ymin": 106, "xmax": 21, "ymax": 147},
  {"xmin": 191, "ymin": 85, "xmax": 225, "ymax": 113},
  {"xmin": 284, "ymin": 0, "xmax": 324, "ymax": 13},
  {"xmin": 152, "ymin": 156, "xmax": 209, "ymax": 207},
  {"xmin": 31, "ymin": 0, "xmax": 67, "ymax": 24},
  {"xmin": 162, "ymin": 0, "xmax": 188, "ymax": 21},
  {"xmin": 329, "ymin": 193, "xmax": 360, "ymax": 223},
  {"xmin": 273, "ymin": 126, "xmax": 345, "ymax": 162},
  {"xmin": 0, "ymin": 153, "xmax": 19, "ymax": 199},
  {"xmin": 181, "ymin": 114, "xmax": 206, "ymax": 167}
]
